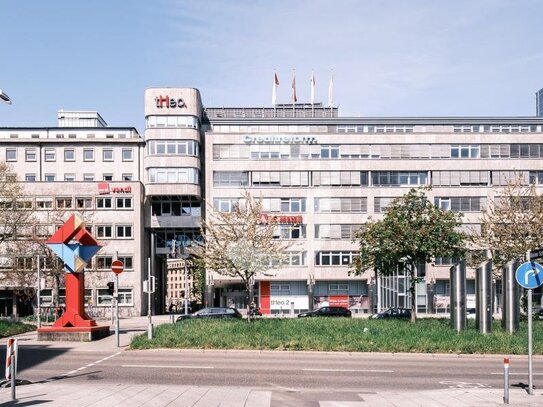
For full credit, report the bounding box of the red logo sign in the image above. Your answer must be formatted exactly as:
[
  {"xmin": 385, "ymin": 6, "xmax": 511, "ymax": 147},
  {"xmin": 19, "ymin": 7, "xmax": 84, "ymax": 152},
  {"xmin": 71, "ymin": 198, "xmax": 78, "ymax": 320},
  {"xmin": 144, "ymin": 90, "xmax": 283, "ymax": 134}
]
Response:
[
  {"xmin": 97, "ymin": 182, "xmax": 131, "ymax": 194},
  {"xmin": 259, "ymin": 214, "xmax": 303, "ymax": 225},
  {"xmin": 155, "ymin": 95, "xmax": 186, "ymax": 109}
]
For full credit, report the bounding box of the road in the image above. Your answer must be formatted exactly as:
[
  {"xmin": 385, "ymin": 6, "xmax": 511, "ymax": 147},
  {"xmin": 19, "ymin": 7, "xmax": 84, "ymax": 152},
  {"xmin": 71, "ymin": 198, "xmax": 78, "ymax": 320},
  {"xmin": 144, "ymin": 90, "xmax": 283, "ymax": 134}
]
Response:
[{"xmin": 7, "ymin": 346, "xmax": 543, "ymax": 393}]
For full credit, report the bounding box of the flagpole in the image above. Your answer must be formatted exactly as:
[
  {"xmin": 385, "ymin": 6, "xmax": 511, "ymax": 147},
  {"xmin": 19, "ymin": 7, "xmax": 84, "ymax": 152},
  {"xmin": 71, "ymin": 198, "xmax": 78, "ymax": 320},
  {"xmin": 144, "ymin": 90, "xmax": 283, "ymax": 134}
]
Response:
[
  {"xmin": 272, "ymin": 71, "xmax": 277, "ymax": 118},
  {"xmin": 292, "ymin": 69, "xmax": 296, "ymax": 117},
  {"xmin": 311, "ymin": 70, "xmax": 315, "ymax": 118}
]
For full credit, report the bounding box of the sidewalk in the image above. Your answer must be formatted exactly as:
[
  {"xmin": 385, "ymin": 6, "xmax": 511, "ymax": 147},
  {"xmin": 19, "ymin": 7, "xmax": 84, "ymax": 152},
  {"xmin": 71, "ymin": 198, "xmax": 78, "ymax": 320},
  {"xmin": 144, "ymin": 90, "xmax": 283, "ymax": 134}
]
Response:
[{"xmin": 1, "ymin": 381, "xmax": 542, "ymax": 406}]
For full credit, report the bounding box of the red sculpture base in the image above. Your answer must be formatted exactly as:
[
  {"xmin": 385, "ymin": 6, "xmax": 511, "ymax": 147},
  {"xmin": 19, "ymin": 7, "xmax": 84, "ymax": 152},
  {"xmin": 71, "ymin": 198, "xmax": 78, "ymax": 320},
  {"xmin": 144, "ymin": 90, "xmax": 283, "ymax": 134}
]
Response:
[
  {"xmin": 37, "ymin": 325, "xmax": 110, "ymax": 342},
  {"xmin": 56, "ymin": 272, "xmax": 97, "ymax": 328}
]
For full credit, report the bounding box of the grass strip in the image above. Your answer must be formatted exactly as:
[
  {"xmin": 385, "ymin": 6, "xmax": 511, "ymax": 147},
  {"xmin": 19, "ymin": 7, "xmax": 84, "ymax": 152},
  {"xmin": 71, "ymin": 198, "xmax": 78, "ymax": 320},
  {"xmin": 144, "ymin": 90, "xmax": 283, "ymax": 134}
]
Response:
[
  {"xmin": 131, "ymin": 318, "xmax": 543, "ymax": 354},
  {"xmin": 0, "ymin": 320, "xmax": 35, "ymax": 338}
]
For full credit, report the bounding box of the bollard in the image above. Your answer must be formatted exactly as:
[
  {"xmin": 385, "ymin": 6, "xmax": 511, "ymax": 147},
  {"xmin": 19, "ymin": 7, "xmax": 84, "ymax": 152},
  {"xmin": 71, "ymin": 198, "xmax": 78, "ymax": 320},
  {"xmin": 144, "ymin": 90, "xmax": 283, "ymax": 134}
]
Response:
[
  {"xmin": 476, "ymin": 260, "xmax": 493, "ymax": 334},
  {"xmin": 5, "ymin": 338, "xmax": 18, "ymax": 401},
  {"xmin": 503, "ymin": 357, "xmax": 509, "ymax": 404},
  {"xmin": 450, "ymin": 260, "xmax": 467, "ymax": 332}
]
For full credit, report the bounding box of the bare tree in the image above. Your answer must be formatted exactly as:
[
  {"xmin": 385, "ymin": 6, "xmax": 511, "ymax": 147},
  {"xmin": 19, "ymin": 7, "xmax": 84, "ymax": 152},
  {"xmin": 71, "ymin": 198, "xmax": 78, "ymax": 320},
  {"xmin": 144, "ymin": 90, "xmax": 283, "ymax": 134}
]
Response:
[
  {"xmin": 471, "ymin": 177, "xmax": 543, "ymax": 269},
  {"xmin": 192, "ymin": 191, "xmax": 290, "ymax": 318}
]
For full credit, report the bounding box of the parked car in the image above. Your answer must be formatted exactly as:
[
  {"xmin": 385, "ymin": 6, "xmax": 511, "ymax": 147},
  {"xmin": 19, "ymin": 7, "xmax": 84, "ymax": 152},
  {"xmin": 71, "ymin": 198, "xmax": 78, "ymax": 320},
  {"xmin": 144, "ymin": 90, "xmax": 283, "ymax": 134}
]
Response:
[
  {"xmin": 176, "ymin": 307, "xmax": 243, "ymax": 322},
  {"xmin": 297, "ymin": 306, "xmax": 352, "ymax": 318},
  {"xmin": 371, "ymin": 307, "xmax": 411, "ymax": 320}
]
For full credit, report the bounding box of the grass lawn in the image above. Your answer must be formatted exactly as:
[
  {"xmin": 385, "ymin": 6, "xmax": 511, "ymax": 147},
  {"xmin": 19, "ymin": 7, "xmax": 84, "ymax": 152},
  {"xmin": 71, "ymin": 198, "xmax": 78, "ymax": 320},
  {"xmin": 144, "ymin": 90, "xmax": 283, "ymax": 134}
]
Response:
[
  {"xmin": 131, "ymin": 318, "xmax": 543, "ymax": 354},
  {"xmin": 0, "ymin": 320, "xmax": 35, "ymax": 339}
]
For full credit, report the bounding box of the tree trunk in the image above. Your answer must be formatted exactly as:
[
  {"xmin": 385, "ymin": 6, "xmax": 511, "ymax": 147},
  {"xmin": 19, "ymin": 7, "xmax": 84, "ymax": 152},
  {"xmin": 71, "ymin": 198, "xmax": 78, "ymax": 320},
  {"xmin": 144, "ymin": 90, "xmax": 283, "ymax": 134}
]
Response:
[
  {"xmin": 245, "ymin": 278, "xmax": 254, "ymax": 322},
  {"xmin": 408, "ymin": 262, "xmax": 417, "ymax": 322}
]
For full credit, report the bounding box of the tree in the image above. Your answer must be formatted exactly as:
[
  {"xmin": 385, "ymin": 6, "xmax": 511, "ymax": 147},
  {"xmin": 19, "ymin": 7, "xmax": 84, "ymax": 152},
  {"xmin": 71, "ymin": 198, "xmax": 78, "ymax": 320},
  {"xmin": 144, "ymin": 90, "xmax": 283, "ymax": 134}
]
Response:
[
  {"xmin": 471, "ymin": 177, "xmax": 543, "ymax": 269},
  {"xmin": 351, "ymin": 187, "xmax": 466, "ymax": 322},
  {"xmin": 192, "ymin": 191, "xmax": 290, "ymax": 319}
]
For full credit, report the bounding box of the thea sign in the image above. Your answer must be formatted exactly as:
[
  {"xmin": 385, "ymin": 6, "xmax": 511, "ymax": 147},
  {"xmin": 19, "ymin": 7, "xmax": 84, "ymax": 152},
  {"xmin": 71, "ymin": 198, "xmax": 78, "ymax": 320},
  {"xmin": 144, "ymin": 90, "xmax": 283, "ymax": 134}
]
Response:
[
  {"xmin": 243, "ymin": 135, "xmax": 318, "ymax": 144},
  {"xmin": 155, "ymin": 95, "xmax": 187, "ymax": 109}
]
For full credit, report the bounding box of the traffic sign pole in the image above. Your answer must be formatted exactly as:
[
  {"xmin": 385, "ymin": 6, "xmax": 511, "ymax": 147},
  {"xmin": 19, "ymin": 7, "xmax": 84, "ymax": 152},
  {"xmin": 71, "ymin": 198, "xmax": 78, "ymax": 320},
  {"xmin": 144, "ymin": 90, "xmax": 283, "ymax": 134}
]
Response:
[
  {"xmin": 525, "ymin": 251, "xmax": 534, "ymax": 395},
  {"xmin": 115, "ymin": 272, "xmax": 120, "ymax": 348}
]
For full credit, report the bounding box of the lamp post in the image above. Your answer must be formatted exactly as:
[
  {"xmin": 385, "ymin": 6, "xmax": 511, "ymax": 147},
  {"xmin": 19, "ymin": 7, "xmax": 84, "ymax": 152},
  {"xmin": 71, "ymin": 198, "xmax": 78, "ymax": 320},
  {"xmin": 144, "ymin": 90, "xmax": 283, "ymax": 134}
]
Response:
[{"xmin": 0, "ymin": 90, "xmax": 12, "ymax": 105}]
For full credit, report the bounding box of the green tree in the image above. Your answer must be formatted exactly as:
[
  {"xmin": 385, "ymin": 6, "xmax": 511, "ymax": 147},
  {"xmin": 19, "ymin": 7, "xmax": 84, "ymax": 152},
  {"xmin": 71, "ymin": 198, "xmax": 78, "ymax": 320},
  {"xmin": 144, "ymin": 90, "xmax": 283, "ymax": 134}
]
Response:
[{"xmin": 351, "ymin": 187, "xmax": 466, "ymax": 322}]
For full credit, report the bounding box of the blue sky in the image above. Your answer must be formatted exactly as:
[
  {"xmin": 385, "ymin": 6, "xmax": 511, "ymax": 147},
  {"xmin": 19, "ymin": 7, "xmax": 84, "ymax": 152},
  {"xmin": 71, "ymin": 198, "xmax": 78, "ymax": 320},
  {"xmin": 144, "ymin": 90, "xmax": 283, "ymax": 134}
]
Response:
[{"xmin": 1, "ymin": 0, "xmax": 542, "ymax": 133}]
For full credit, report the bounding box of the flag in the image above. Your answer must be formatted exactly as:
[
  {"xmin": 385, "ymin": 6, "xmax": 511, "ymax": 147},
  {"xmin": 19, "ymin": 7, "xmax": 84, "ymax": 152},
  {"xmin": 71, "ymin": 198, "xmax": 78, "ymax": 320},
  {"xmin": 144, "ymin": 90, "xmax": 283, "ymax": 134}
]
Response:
[
  {"xmin": 310, "ymin": 72, "xmax": 316, "ymax": 105},
  {"xmin": 292, "ymin": 72, "xmax": 297, "ymax": 103},
  {"xmin": 328, "ymin": 73, "xmax": 334, "ymax": 107},
  {"xmin": 272, "ymin": 73, "xmax": 279, "ymax": 105}
]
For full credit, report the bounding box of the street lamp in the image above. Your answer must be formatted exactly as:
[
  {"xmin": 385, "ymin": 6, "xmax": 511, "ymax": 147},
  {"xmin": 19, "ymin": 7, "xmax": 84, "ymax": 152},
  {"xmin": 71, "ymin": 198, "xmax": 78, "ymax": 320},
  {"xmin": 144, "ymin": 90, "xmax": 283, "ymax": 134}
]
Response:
[{"xmin": 0, "ymin": 90, "xmax": 12, "ymax": 104}]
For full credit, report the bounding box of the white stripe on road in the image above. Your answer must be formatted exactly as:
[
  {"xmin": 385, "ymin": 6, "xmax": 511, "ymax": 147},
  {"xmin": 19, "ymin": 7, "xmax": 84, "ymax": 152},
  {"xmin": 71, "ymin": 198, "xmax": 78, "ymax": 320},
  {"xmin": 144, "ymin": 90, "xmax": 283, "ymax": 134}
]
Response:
[
  {"xmin": 122, "ymin": 364, "xmax": 214, "ymax": 369},
  {"xmin": 302, "ymin": 368, "xmax": 394, "ymax": 373},
  {"xmin": 491, "ymin": 372, "xmax": 543, "ymax": 376}
]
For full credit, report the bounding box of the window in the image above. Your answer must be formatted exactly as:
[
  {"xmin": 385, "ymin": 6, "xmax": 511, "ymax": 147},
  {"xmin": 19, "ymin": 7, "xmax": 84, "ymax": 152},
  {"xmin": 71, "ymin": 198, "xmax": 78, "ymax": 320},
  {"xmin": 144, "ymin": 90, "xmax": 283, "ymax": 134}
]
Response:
[
  {"xmin": 44, "ymin": 148, "xmax": 56, "ymax": 161},
  {"xmin": 320, "ymin": 145, "xmax": 340, "ymax": 159},
  {"xmin": 64, "ymin": 149, "xmax": 75, "ymax": 161},
  {"xmin": 315, "ymin": 198, "xmax": 367, "ymax": 213},
  {"xmin": 103, "ymin": 149, "xmax": 114, "ymax": 161},
  {"xmin": 374, "ymin": 197, "xmax": 395, "ymax": 213},
  {"xmin": 44, "ymin": 174, "xmax": 56, "ymax": 182},
  {"xmin": 25, "ymin": 174, "xmax": 36, "ymax": 182},
  {"xmin": 97, "ymin": 289, "xmax": 113, "ymax": 305},
  {"xmin": 316, "ymin": 224, "xmax": 363, "ymax": 239},
  {"xmin": 315, "ymin": 251, "xmax": 358, "ymax": 266},
  {"xmin": 313, "ymin": 171, "xmax": 367, "ymax": 186},
  {"xmin": 117, "ymin": 256, "xmax": 133, "ymax": 270},
  {"xmin": 434, "ymin": 197, "xmax": 485, "ymax": 212},
  {"xmin": 36, "ymin": 197, "xmax": 53, "ymax": 209},
  {"xmin": 83, "ymin": 149, "xmax": 94, "ymax": 161},
  {"xmin": 25, "ymin": 149, "xmax": 37, "ymax": 161},
  {"xmin": 103, "ymin": 174, "xmax": 113, "ymax": 181},
  {"xmin": 212, "ymin": 171, "xmax": 249, "ymax": 187},
  {"xmin": 372, "ymin": 171, "xmax": 427, "ymax": 186},
  {"xmin": 213, "ymin": 198, "xmax": 240, "ymax": 213},
  {"xmin": 116, "ymin": 197, "xmax": 132, "ymax": 209},
  {"xmin": 83, "ymin": 173, "xmax": 95, "ymax": 181},
  {"xmin": 6, "ymin": 149, "xmax": 16, "ymax": 161},
  {"xmin": 116, "ymin": 225, "xmax": 133, "ymax": 238},
  {"xmin": 76, "ymin": 197, "xmax": 93, "ymax": 209},
  {"xmin": 122, "ymin": 148, "xmax": 133, "ymax": 161},
  {"xmin": 64, "ymin": 173, "xmax": 76, "ymax": 181},
  {"xmin": 95, "ymin": 256, "xmax": 113, "ymax": 270},
  {"xmin": 96, "ymin": 225, "xmax": 113, "ymax": 238},
  {"xmin": 56, "ymin": 197, "xmax": 73, "ymax": 209},
  {"xmin": 117, "ymin": 288, "xmax": 133, "ymax": 306},
  {"xmin": 122, "ymin": 173, "xmax": 133, "ymax": 181},
  {"xmin": 450, "ymin": 144, "xmax": 479, "ymax": 158},
  {"xmin": 280, "ymin": 198, "xmax": 306, "ymax": 213},
  {"xmin": 96, "ymin": 197, "xmax": 112, "ymax": 209},
  {"xmin": 149, "ymin": 168, "xmax": 199, "ymax": 184},
  {"xmin": 274, "ymin": 224, "xmax": 306, "ymax": 239},
  {"xmin": 271, "ymin": 283, "xmax": 291, "ymax": 295}
]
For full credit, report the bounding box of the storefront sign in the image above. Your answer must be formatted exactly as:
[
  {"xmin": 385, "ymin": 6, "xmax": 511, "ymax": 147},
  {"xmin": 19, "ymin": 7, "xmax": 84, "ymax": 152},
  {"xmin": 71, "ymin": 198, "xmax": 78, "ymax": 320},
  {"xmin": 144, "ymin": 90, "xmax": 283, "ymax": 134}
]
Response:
[
  {"xmin": 259, "ymin": 213, "xmax": 303, "ymax": 225},
  {"xmin": 243, "ymin": 135, "xmax": 318, "ymax": 144},
  {"xmin": 269, "ymin": 295, "xmax": 309, "ymax": 310},
  {"xmin": 155, "ymin": 95, "xmax": 187, "ymax": 109}
]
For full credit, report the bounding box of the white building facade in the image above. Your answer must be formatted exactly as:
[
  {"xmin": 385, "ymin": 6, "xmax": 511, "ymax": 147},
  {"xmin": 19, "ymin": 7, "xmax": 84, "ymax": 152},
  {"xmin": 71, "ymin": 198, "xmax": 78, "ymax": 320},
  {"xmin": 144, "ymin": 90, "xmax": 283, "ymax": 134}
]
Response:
[{"xmin": 1, "ymin": 88, "xmax": 543, "ymax": 318}]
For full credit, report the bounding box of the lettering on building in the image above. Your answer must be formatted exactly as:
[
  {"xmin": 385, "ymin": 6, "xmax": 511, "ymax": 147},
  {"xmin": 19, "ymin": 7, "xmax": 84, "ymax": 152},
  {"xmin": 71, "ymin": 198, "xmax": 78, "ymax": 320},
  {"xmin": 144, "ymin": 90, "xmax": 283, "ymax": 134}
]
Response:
[
  {"xmin": 155, "ymin": 95, "xmax": 187, "ymax": 109},
  {"xmin": 97, "ymin": 182, "xmax": 131, "ymax": 195},
  {"xmin": 259, "ymin": 213, "xmax": 303, "ymax": 225},
  {"xmin": 243, "ymin": 135, "xmax": 318, "ymax": 144}
]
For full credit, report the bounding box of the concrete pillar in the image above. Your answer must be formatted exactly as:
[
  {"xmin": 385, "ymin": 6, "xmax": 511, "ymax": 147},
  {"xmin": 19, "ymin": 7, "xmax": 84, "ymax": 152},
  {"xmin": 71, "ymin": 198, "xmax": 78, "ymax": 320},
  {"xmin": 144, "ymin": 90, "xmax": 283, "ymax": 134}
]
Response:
[
  {"xmin": 450, "ymin": 260, "xmax": 467, "ymax": 332},
  {"xmin": 502, "ymin": 260, "xmax": 520, "ymax": 333},
  {"xmin": 476, "ymin": 260, "xmax": 493, "ymax": 334}
]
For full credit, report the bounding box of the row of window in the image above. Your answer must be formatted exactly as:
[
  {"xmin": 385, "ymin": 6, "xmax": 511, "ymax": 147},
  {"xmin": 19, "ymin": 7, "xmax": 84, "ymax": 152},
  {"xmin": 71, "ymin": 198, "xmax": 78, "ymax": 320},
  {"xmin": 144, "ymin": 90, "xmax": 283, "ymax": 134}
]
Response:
[
  {"xmin": 150, "ymin": 196, "xmax": 201, "ymax": 217},
  {"xmin": 25, "ymin": 173, "xmax": 133, "ymax": 182},
  {"xmin": 1, "ymin": 255, "xmax": 133, "ymax": 272},
  {"xmin": 147, "ymin": 140, "xmax": 199, "ymax": 156},
  {"xmin": 148, "ymin": 168, "xmax": 199, "ymax": 184},
  {"xmin": 211, "ymin": 124, "xmax": 543, "ymax": 134},
  {"xmin": 2, "ymin": 196, "xmax": 133, "ymax": 211},
  {"xmin": 38, "ymin": 288, "xmax": 133, "ymax": 307},
  {"xmin": 214, "ymin": 196, "xmax": 488, "ymax": 214},
  {"xmin": 5, "ymin": 147, "xmax": 134, "ymax": 162},
  {"xmin": 145, "ymin": 115, "xmax": 199, "ymax": 129},
  {"xmin": 213, "ymin": 171, "xmax": 543, "ymax": 188},
  {"xmin": 212, "ymin": 143, "xmax": 543, "ymax": 160}
]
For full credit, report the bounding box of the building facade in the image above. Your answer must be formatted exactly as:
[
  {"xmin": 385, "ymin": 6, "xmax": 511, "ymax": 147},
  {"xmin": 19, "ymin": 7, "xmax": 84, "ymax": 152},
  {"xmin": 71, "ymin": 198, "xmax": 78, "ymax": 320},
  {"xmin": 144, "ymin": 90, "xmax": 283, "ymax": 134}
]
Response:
[{"xmin": 1, "ymin": 88, "xmax": 543, "ymax": 318}]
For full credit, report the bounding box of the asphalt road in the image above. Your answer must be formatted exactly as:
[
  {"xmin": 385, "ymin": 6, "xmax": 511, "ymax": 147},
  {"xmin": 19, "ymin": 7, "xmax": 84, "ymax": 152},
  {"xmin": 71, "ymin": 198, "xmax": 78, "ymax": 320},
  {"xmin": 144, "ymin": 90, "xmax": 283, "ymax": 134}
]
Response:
[{"xmin": 7, "ymin": 346, "xmax": 543, "ymax": 393}]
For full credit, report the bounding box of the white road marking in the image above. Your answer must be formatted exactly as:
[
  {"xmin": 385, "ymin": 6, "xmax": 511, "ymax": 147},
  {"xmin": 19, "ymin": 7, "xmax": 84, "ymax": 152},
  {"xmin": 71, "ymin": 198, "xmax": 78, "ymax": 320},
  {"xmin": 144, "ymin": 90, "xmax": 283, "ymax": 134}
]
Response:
[
  {"xmin": 61, "ymin": 352, "xmax": 122, "ymax": 377},
  {"xmin": 302, "ymin": 368, "xmax": 394, "ymax": 373},
  {"xmin": 122, "ymin": 364, "xmax": 214, "ymax": 369},
  {"xmin": 491, "ymin": 372, "xmax": 543, "ymax": 376}
]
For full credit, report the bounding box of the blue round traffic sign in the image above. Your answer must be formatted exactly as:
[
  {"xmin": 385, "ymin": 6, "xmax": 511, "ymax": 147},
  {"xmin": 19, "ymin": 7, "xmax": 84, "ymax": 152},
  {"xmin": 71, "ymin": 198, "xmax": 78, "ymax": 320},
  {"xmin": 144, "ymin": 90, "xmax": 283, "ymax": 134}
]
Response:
[{"xmin": 515, "ymin": 261, "xmax": 543, "ymax": 289}]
